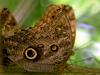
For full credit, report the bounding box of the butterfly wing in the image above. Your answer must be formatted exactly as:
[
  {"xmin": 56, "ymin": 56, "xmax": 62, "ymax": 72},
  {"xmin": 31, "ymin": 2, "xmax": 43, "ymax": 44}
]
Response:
[
  {"xmin": 0, "ymin": 8, "xmax": 20, "ymax": 37},
  {"xmin": 2, "ymin": 4, "xmax": 76, "ymax": 72},
  {"xmin": 63, "ymin": 5, "xmax": 76, "ymax": 47}
]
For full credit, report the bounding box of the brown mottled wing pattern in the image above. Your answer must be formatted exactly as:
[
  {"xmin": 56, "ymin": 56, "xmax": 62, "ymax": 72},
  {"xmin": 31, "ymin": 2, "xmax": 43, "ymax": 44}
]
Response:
[
  {"xmin": 0, "ymin": 8, "xmax": 20, "ymax": 37},
  {"xmin": 63, "ymin": 5, "xmax": 76, "ymax": 47},
  {"xmin": 2, "ymin": 4, "xmax": 76, "ymax": 72},
  {"xmin": 0, "ymin": 8, "xmax": 21, "ymax": 72}
]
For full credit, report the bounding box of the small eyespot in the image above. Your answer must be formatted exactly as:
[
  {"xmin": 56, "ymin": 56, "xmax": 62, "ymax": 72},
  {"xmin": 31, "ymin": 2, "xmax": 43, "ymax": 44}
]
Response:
[
  {"xmin": 52, "ymin": 16, "xmax": 55, "ymax": 19},
  {"xmin": 50, "ymin": 44, "xmax": 58, "ymax": 52},
  {"xmin": 3, "ymin": 48, "xmax": 10, "ymax": 55},
  {"xmin": 56, "ymin": 8, "xmax": 60, "ymax": 11},
  {"xmin": 29, "ymin": 27, "xmax": 32, "ymax": 29},
  {"xmin": 24, "ymin": 48, "xmax": 37, "ymax": 60},
  {"xmin": 3, "ymin": 8, "xmax": 7, "ymax": 10}
]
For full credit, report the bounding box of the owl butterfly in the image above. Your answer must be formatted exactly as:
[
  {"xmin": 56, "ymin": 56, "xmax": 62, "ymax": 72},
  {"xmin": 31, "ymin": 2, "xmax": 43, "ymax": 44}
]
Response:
[
  {"xmin": 0, "ymin": 4, "xmax": 100, "ymax": 74},
  {"xmin": 1, "ymin": 4, "xmax": 75, "ymax": 71}
]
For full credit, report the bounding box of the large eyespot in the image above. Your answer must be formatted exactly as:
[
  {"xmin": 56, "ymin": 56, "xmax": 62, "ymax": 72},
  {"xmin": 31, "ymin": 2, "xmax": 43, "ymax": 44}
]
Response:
[
  {"xmin": 24, "ymin": 48, "xmax": 37, "ymax": 60},
  {"xmin": 50, "ymin": 44, "xmax": 58, "ymax": 52}
]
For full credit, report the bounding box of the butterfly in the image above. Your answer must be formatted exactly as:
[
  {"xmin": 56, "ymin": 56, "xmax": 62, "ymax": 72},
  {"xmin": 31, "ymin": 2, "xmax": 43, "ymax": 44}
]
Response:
[{"xmin": 0, "ymin": 4, "xmax": 100, "ymax": 74}]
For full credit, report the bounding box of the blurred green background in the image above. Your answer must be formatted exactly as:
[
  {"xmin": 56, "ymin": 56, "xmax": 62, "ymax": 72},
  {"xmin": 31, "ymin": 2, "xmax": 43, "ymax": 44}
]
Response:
[{"xmin": 0, "ymin": 0, "xmax": 100, "ymax": 74}]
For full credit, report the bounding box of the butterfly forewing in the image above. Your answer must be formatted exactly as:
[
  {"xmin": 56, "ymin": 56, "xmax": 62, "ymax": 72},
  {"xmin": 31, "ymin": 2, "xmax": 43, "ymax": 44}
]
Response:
[{"xmin": 0, "ymin": 8, "xmax": 20, "ymax": 37}]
